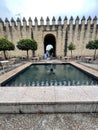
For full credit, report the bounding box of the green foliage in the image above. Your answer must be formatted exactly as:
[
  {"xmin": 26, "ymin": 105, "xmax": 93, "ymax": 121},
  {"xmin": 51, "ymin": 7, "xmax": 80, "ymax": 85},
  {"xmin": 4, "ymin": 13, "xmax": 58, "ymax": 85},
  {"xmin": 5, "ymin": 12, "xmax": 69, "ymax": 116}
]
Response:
[
  {"xmin": 86, "ymin": 40, "xmax": 95, "ymax": 49},
  {"xmin": 0, "ymin": 37, "xmax": 15, "ymax": 51},
  {"xmin": 68, "ymin": 42, "xmax": 75, "ymax": 51},
  {"xmin": 48, "ymin": 48, "xmax": 54, "ymax": 56},
  {"xmin": 86, "ymin": 40, "xmax": 98, "ymax": 49},
  {"xmin": 0, "ymin": 37, "xmax": 15, "ymax": 59},
  {"xmin": 32, "ymin": 40, "xmax": 37, "ymax": 51},
  {"xmin": 17, "ymin": 39, "xmax": 34, "ymax": 50},
  {"xmin": 86, "ymin": 40, "xmax": 98, "ymax": 59},
  {"xmin": 68, "ymin": 42, "xmax": 75, "ymax": 58},
  {"xmin": 17, "ymin": 38, "xmax": 37, "ymax": 58},
  {"xmin": 94, "ymin": 39, "xmax": 98, "ymax": 49}
]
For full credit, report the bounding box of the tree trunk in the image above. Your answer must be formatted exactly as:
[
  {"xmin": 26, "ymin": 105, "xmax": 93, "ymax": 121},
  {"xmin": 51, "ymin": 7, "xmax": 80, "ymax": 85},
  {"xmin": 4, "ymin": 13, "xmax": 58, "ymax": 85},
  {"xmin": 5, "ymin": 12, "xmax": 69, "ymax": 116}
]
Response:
[
  {"xmin": 27, "ymin": 50, "xmax": 29, "ymax": 59},
  {"xmin": 94, "ymin": 49, "xmax": 96, "ymax": 60},
  {"xmin": 3, "ymin": 50, "xmax": 7, "ymax": 59},
  {"xmin": 71, "ymin": 50, "xmax": 72, "ymax": 58},
  {"xmin": 32, "ymin": 50, "xmax": 35, "ymax": 57}
]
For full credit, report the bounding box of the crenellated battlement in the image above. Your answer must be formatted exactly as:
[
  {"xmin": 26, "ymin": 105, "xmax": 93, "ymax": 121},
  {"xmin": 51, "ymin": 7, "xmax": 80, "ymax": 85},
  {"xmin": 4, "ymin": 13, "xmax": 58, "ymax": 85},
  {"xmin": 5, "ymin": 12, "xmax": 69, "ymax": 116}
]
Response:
[
  {"xmin": 0, "ymin": 16, "xmax": 97, "ymax": 35},
  {"xmin": 0, "ymin": 16, "xmax": 98, "ymax": 58},
  {"xmin": 0, "ymin": 16, "xmax": 97, "ymax": 27}
]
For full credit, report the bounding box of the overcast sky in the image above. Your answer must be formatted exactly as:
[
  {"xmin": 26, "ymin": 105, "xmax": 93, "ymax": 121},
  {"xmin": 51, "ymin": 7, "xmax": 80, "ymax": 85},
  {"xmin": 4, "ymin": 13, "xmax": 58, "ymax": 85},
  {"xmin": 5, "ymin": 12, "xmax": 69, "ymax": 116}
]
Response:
[{"xmin": 0, "ymin": 0, "xmax": 98, "ymax": 23}]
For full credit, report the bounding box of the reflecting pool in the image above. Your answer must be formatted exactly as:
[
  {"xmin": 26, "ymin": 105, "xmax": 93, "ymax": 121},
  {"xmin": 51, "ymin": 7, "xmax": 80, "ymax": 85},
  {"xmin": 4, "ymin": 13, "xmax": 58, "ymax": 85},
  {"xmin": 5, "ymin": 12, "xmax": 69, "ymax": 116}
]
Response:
[{"xmin": 2, "ymin": 64, "xmax": 98, "ymax": 86}]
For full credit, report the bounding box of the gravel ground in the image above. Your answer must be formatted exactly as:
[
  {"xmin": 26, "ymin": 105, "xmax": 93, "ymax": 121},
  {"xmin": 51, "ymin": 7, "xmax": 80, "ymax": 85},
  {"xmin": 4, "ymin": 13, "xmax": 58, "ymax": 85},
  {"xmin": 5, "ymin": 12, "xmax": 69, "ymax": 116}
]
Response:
[{"xmin": 0, "ymin": 113, "xmax": 98, "ymax": 130}]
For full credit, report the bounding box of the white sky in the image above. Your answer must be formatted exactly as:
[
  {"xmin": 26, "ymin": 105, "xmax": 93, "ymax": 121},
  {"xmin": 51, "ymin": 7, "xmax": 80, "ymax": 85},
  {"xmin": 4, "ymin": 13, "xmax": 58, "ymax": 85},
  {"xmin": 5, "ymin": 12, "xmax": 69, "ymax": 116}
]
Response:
[
  {"xmin": 0, "ymin": 0, "xmax": 98, "ymax": 22},
  {"xmin": 46, "ymin": 45, "xmax": 53, "ymax": 50}
]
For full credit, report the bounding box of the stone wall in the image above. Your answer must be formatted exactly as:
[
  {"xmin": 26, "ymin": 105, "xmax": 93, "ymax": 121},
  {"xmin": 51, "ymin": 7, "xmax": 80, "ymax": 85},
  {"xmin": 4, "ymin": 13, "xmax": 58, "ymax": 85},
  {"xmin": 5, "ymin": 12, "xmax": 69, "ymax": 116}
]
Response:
[{"xmin": 0, "ymin": 16, "xmax": 98, "ymax": 58}]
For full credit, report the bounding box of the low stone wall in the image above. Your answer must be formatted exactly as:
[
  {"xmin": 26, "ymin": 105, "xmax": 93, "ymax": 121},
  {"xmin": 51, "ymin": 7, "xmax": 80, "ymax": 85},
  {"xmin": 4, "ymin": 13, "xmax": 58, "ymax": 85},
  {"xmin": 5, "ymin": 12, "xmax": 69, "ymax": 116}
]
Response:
[{"xmin": 0, "ymin": 102, "xmax": 98, "ymax": 114}]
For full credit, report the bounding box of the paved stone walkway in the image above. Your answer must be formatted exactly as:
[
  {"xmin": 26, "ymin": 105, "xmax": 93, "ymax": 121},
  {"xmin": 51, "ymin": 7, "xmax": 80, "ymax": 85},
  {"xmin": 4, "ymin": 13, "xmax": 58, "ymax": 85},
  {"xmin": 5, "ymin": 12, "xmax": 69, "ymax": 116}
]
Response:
[
  {"xmin": 0, "ymin": 62, "xmax": 32, "ymax": 84},
  {"xmin": 77, "ymin": 58, "xmax": 98, "ymax": 71},
  {"xmin": 0, "ymin": 86, "xmax": 98, "ymax": 103},
  {"xmin": 70, "ymin": 61, "xmax": 98, "ymax": 78}
]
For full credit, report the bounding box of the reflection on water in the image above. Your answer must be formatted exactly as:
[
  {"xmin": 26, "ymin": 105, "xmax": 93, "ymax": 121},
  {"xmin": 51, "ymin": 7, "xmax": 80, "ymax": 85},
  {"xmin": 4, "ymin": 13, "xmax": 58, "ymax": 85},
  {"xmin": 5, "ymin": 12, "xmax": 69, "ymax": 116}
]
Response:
[{"xmin": 4, "ymin": 64, "xmax": 98, "ymax": 86}]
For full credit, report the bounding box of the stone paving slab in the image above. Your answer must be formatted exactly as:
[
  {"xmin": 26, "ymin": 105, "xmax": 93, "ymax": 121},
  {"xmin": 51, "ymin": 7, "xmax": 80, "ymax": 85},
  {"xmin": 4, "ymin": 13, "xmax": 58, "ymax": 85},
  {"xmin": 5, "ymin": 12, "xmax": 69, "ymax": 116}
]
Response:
[
  {"xmin": 70, "ymin": 61, "xmax": 98, "ymax": 78},
  {"xmin": 0, "ymin": 62, "xmax": 32, "ymax": 84},
  {"xmin": 79, "ymin": 62, "xmax": 98, "ymax": 71},
  {"xmin": 0, "ymin": 86, "xmax": 98, "ymax": 103}
]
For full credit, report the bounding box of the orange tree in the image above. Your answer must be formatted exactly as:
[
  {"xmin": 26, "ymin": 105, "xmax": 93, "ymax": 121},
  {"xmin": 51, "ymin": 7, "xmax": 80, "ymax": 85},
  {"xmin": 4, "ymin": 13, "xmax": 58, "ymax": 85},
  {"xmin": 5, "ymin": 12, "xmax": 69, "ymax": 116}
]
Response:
[
  {"xmin": 32, "ymin": 39, "xmax": 37, "ymax": 57},
  {"xmin": 86, "ymin": 40, "xmax": 98, "ymax": 60},
  {"xmin": 17, "ymin": 38, "xmax": 37, "ymax": 59},
  {"xmin": 68, "ymin": 42, "xmax": 75, "ymax": 58},
  {"xmin": 0, "ymin": 37, "xmax": 15, "ymax": 59}
]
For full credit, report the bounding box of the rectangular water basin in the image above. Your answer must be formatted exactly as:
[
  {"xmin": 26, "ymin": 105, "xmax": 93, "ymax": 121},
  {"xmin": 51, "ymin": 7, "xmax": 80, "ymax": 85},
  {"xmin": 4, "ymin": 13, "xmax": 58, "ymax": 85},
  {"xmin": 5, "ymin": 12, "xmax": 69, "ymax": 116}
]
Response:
[{"xmin": 1, "ymin": 63, "xmax": 98, "ymax": 86}]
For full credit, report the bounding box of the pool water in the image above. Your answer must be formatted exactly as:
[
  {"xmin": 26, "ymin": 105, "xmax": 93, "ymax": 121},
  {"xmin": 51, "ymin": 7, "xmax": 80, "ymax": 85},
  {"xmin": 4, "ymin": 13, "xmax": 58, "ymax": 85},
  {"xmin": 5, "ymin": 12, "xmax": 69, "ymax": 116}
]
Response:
[{"xmin": 2, "ymin": 64, "xmax": 98, "ymax": 86}]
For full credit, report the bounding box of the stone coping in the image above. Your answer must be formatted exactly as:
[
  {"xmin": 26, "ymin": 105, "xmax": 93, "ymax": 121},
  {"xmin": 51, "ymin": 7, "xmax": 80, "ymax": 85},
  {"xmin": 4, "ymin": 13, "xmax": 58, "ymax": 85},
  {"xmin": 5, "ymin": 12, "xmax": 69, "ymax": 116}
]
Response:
[
  {"xmin": 0, "ymin": 86, "xmax": 98, "ymax": 103},
  {"xmin": 70, "ymin": 61, "xmax": 98, "ymax": 79},
  {"xmin": 0, "ymin": 62, "xmax": 32, "ymax": 85}
]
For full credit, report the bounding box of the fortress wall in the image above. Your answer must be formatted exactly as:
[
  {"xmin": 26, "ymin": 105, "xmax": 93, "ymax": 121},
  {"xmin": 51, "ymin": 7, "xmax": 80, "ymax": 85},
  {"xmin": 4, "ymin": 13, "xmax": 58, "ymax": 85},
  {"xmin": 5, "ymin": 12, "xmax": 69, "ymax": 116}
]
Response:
[
  {"xmin": 56, "ymin": 17, "xmax": 64, "ymax": 56},
  {"xmin": 0, "ymin": 16, "xmax": 98, "ymax": 58},
  {"xmin": 32, "ymin": 17, "xmax": 45, "ymax": 57}
]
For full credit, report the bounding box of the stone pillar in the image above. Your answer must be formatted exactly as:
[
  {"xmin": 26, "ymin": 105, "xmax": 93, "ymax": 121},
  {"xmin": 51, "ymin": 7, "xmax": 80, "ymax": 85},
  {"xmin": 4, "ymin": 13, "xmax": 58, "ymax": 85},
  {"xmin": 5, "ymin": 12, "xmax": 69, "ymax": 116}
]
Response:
[
  {"xmin": 0, "ymin": 18, "xmax": 4, "ymax": 37},
  {"xmin": 74, "ymin": 16, "xmax": 79, "ymax": 45},
  {"xmin": 68, "ymin": 16, "xmax": 73, "ymax": 44},
  {"xmin": 79, "ymin": 16, "xmax": 86, "ymax": 55},
  {"xmin": 85, "ymin": 16, "xmax": 91, "ymax": 43},
  {"xmin": 40, "ymin": 17, "xmax": 44, "ymax": 25},
  {"xmin": 28, "ymin": 17, "xmax": 32, "ymax": 38},
  {"xmin": 40, "ymin": 17, "xmax": 44, "ymax": 31},
  {"xmin": 17, "ymin": 18, "xmax": 21, "ymax": 30},
  {"xmin": 17, "ymin": 17, "xmax": 21, "ymax": 39},
  {"xmin": 46, "ymin": 17, "xmax": 50, "ymax": 30},
  {"xmin": 73, "ymin": 16, "xmax": 80, "ymax": 56},
  {"xmin": 62, "ymin": 16, "xmax": 68, "ymax": 56},
  {"xmin": 57, "ymin": 16, "xmax": 63, "ymax": 56},
  {"xmin": 52, "ymin": 16, "xmax": 56, "ymax": 30},
  {"xmin": 0, "ymin": 18, "xmax": 4, "ymax": 57},
  {"xmin": 92, "ymin": 16, "xmax": 97, "ymax": 39},
  {"xmin": 34, "ymin": 17, "xmax": 44, "ymax": 56},
  {"xmin": 63, "ymin": 16, "xmax": 67, "ymax": 30},
  {"xmin": 22, "ymin": 17, "xmax": 27, "ymax": 38},
  {"xmin": 34, "ymin": 17, "xmax": 38, "ymax": 31},
  {"xmin": 11, "ymin": 17, "xmax": 16, "ymax": 29},
  {"xmin": 11, "ymin": 18, "xmax": 16, "ymax": 43},
  {"xmin": 67, "ymin": 16, "xmax": 74, "ymax": 56},
  {"xmin": 80, "ymin": 16, "xmax": 85, "ymax": 44},
  {"xmin": 58, "ymin": 16, "xmax": 62, "ymax": 30},
  {"xmin": 28, "ymin": 17, "xmax": 32, "ymax": 29},
  {"xmin": 5, "ymin": 18, "xmax": 11, "ymax": 40}
]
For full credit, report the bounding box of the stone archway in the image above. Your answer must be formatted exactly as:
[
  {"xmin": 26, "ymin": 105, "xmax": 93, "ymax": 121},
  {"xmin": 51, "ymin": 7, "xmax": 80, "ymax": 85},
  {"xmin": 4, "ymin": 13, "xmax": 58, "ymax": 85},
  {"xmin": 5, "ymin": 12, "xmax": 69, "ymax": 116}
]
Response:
[{"xmin": 44, "ymin": 34, "xmax": 56, "ymax": 57}]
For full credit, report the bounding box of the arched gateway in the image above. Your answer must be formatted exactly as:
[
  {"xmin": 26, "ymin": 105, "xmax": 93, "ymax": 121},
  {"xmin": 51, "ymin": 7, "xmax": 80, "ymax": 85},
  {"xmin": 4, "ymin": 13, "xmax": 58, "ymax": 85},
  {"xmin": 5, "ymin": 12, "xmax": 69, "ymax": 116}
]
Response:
[
  {"xmin": 0, "ymin": 16, "xmax": 98, "ymax": 58},
  {"xmin": 44, "ymin": 34, "xmax": 56, "ymax": 57}
]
